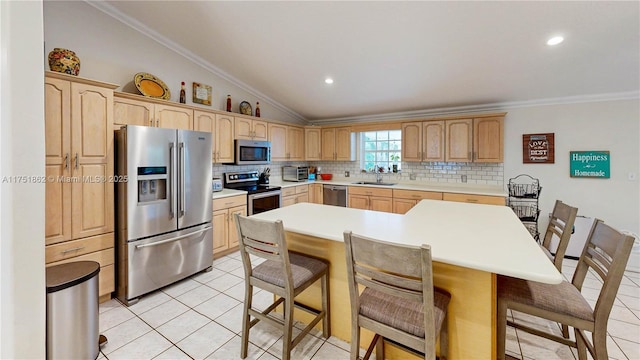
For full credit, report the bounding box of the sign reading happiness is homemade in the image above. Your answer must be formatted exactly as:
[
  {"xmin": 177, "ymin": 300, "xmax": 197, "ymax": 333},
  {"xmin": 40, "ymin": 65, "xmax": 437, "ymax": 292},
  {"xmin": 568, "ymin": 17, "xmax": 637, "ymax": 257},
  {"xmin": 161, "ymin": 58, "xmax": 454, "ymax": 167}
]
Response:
[{"xmin": 570, "ymin": 151, "xmax": 610, "ymax": 178}]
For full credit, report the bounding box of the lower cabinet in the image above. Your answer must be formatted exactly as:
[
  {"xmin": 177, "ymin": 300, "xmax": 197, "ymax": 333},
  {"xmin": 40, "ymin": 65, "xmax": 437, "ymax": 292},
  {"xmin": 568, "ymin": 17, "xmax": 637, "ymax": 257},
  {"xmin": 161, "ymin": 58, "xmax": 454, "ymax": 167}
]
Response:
[
  {"xmin": 309, "ymin": 183, "xmax": 324, "ymax": 204},
  {"xmin": 348, "ymin": 186, "xmax": 393, "ymax": 212},
  {"xmin": 282, "ymin": 184, "xmax": 309, "ymax": 207},
  {"xmin": 45, "ymin": 232, "xmax": 115, "ymax": 302},
  {"xmin": 442, "ymin": 192, "xmax": 506, "ymax": 206},
  {"xmin": 392, "ymin": 189, "xmax": 443, "ymax": 214},
  {"xmin": 212, "ymin": 195, "xmax": 247, "ymax": 258}
]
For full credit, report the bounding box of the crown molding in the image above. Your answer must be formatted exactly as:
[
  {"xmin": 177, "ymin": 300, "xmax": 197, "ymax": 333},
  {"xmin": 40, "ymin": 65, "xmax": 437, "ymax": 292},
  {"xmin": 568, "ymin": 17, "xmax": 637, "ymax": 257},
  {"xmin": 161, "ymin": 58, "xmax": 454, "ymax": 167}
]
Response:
[
  {"xmin": 85, "ymin": 0, "xmax": 306, "ymax": 123},
  {"xmin": 309, "ymin": 91, "xmax": 640, "ymax": 125}
]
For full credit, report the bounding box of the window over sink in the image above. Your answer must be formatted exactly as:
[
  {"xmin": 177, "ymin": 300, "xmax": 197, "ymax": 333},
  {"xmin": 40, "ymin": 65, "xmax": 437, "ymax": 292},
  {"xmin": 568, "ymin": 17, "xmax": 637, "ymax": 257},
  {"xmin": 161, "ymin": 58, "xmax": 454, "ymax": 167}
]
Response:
[{"xmin": 361, "ymin": 130, "xmax": 402, "ymax": 173}]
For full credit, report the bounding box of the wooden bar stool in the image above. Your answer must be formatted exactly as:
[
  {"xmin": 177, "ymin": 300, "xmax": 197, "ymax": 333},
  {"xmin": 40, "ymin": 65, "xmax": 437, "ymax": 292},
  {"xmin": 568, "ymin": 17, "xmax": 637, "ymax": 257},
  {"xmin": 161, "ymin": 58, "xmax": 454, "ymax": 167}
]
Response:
[
  {"xmin": 540, "ymin": 200, "xmax": 579, "ymax": 271},
  {"xmin": 234, "ymin": 214, "xmax": 330, "ymax": 360}
]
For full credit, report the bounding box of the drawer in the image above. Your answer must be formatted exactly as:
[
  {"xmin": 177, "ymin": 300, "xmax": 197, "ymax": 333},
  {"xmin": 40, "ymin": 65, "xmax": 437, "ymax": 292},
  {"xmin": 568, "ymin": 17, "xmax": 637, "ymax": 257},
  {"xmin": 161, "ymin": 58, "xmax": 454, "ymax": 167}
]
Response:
[
  {"xmin": 47, "ymin": 248, "xmax": 114, "ymax": 268},
  {"xmin": 213, "ymin": 194, "xmax": 246, "ymax": 210},
  {"xmin": 45, "ymin": 233, "xmax": 114, "ymax": 264},
  {"xmin": 393, "ymin": 189, "xmax": 443, "ymax": 201},
  {"xmin": 349, "ymin": 186, "xmax": 393, "ymax": 197},
  {"xmin": 281, "ymin": 187, "xmax": 297, "ymax": 197},
  {"xmin": 295, "ymin": 185, "xmax": 309, "ymax": 194},
  {"xmin": 442, "ymin": 192, "xmax": 506, "ymax": 206}
]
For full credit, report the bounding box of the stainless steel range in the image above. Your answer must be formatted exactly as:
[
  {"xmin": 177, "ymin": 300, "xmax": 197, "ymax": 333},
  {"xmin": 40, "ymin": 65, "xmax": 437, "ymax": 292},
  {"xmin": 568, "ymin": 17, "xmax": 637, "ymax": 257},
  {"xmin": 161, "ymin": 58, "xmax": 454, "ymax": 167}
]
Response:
[{"xmin": 224, "ymin": 171, "xmax": 282, "ymax": 215}]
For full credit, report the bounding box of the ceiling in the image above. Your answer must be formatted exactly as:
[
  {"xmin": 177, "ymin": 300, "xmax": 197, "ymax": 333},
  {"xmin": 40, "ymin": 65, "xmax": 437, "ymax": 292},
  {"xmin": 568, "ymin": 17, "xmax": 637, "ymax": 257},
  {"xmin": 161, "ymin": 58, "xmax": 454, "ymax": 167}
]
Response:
[{"xmin": 97, "ymin": 1, "xmax": 639, "ymax": 122}]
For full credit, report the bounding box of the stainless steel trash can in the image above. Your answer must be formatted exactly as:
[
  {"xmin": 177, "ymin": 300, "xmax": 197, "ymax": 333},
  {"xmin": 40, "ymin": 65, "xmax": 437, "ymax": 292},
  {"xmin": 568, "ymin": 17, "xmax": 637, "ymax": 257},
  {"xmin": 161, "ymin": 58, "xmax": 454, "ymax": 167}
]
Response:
[{"xmin": 46, "ymin": 261, "xmax": 100, "ymax": 360}]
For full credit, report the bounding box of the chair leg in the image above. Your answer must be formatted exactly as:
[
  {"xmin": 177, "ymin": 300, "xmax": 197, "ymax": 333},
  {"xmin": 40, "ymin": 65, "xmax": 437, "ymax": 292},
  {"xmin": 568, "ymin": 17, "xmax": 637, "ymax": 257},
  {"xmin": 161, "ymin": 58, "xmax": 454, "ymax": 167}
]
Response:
[
  {"xmin": 282, "ymin": 295, "xmax": 295, "ymax": 360},
  {"xmin": 240, "ymin": 284, "xmax": 253, "ymax": 359},
  {"xmin": 350, "ymin": 325, "xmax": 360, "ymax": 360},
  {"xmin": 496, "ymin": 298, "xmax": 508, "ymax": 360},
  {"xmin": 592, "ymin": 327, "xmax": 608, "ymax": 360},
  {"xmin": 374, "ymin": 335, "xmax": 384, "ymax": 360},
  {"xmin": 439, "ymin": 312, "xmax": 449, "ymax": 360},
  {"xmin": 321, "ymin": 272, "xmax": 331, "ymax": 338},
  {"xmin": 576, "ymin": 328, "xmax": 588, "ymax": 360}
]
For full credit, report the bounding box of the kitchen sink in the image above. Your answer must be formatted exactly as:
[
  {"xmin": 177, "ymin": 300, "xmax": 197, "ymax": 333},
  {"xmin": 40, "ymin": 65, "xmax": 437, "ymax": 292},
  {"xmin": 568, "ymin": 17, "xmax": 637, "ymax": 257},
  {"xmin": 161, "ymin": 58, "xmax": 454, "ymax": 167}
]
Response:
[{"xmin": 351, "ymin": 181, "xmax": 397, "ymax": 186}]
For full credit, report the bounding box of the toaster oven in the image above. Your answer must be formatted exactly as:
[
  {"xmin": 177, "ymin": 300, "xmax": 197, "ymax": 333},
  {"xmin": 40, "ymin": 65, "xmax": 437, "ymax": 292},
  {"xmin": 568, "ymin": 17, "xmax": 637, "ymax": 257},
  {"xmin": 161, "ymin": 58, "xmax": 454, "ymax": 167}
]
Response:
[{"xmin": 282, "ymin": 166, "xmax": 309, "ymax": 182}]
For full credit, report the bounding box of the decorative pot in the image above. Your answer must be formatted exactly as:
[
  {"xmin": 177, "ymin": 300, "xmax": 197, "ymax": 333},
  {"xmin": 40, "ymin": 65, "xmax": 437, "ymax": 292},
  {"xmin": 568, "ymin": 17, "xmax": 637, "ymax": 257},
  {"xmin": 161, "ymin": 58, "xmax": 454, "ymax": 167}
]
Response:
[{"xmin": 48, "ymin": 48, "xmax": 80, "ymax": 76}]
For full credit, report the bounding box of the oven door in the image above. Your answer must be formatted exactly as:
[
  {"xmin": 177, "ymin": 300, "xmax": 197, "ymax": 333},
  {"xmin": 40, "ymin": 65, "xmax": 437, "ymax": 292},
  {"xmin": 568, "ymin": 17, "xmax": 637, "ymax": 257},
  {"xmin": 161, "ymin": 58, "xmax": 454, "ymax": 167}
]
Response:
[{"xmin": 248, "ymin": 190, "xmax": 282, "ymax": 215}]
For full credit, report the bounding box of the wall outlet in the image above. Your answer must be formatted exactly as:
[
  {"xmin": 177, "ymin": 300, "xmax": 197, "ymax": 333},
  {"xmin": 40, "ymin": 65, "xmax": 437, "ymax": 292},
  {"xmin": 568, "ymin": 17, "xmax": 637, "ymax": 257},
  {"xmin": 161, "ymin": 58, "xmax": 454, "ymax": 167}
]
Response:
[
  {"xmin": 461, "ymin": 175, "xmax": 467, "ymax": 183},
  {"xmin": 344, "ymin": 171, "xmax": 350, "ymax": 177},
  {"xmin": 628, "ymin": 172, "xmax": 637, "ymax": 181},
  {"xmin": 409, "ymin": 173, "xmax": 417, "ymax": 180}
]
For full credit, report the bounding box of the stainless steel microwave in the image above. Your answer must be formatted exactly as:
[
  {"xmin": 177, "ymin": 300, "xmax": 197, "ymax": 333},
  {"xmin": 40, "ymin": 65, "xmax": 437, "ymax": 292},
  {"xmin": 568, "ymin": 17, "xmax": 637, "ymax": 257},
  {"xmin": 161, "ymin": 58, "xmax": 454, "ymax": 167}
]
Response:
[{"xmin": 234, "ymin": 139, "xmax": 271, "ymax": 165}]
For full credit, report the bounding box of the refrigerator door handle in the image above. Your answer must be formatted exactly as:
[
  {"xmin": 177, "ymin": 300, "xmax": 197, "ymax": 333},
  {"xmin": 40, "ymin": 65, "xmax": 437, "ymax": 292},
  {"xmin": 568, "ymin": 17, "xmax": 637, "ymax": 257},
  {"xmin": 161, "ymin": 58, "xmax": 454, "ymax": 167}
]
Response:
[
  {"xmin": 134, "ymin": 226, "xmax": 213, "ymax": 249},
  {"xmin": 179, "ymin": 142, "xmax": 186, "ymax": 217},
  {"xmin": 169, "ymin": 142, "xmax": 176, "ymax": 218}
]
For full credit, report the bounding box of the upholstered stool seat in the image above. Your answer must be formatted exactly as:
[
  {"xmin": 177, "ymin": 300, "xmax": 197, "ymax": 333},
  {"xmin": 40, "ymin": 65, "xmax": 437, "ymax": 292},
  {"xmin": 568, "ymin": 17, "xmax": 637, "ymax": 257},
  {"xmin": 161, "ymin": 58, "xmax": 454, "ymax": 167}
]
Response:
[{"xmin": 253, "ymin": 252, "xmax": 328, "ymax": 289}]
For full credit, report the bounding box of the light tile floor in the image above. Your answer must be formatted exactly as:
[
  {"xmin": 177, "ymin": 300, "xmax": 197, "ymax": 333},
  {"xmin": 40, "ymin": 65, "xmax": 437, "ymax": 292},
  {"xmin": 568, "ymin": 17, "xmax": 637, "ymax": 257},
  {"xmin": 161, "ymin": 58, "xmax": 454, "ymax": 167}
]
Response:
[{"xmin": 99, "ymin": 253, "xmax": 640, "ymax": 359}]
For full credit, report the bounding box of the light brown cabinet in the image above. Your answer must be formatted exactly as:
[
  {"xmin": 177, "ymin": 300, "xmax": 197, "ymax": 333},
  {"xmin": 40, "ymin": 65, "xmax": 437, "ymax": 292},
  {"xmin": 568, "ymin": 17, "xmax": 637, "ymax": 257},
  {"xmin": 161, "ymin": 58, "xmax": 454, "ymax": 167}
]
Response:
[
  {"xmin": 269, "ymin": 124, "xmax": 305, "ymax": 161},
  {"xmin": 402, "ymin": 121, "xmax": 445, "ymax": 162},
  {"xmin": 348, "ymin": 186, "xmax": 393, "ymax": 212},
  {"xmin": 392, "ymin": 189, "xmax": 443, "ymax": 214},
  {"xmin": 212, "ymin": 195, "xmax": 247, "ymax": 258},
  {"xmin": 282, "ymin": 185, "xmax": 309, "ymax": 207},
  {"xmin": 235, "ymin": 116, "xmax": 268, "ymax": 140},
  {"xmin": 309, "ymin": 183, "xmax": 324, "ymax": 204},
  {"xmin": 45, "ymin": 72, "xmax": 117, "ymax": 300},
  {"xmin": 305, "ymin": 127, "xmax": 322, "ymax": 161},
  {"xmin": 473, "ymin": 116, "xmax": 504, "ymax": 162},
  {"xmin": 114, "ymin": 93, "xmax": 193, "ymax": 130},
  {"xmin": 194, "ymin": 111, "xmax": 235, "ymax": 163},
  {"xmin": 321, "ymin": 127, "xmax": 355, "ymax": 161},
  {"xmin": 445, "ymin": 118, "xmax": 473, "ymax": 162},
  {"xmin": 442, "ymin": 192, "xmax": 505, "ymax": 206}
]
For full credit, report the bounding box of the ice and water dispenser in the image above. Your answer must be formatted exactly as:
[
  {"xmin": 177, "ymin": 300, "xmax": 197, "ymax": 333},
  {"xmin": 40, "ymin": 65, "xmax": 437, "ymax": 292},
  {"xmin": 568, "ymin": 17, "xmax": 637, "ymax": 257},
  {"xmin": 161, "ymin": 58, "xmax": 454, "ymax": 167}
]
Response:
[{"xmin": 137, "ymin": 166, "xmax": 167, "ymax": 203}]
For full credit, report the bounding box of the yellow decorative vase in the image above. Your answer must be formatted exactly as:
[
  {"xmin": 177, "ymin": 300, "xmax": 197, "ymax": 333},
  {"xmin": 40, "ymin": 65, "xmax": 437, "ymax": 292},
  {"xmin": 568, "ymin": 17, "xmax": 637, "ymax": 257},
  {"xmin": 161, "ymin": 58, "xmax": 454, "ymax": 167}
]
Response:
[{"xmin": 48, "ymin": 48, "xmax": 80, "ymax": 76}]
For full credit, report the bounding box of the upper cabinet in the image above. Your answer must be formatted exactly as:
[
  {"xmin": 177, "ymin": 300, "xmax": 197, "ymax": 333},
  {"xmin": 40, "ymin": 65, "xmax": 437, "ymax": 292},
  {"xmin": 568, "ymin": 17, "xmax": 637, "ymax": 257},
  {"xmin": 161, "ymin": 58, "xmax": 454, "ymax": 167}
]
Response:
[
  {"xmin": 305, "ymin": 127, "xmax": 322, "ymax": 161},
  {"xmin": 321, "ymin": 127, "xmax": 355, "ymax": 161},
  {"xmin": 194, "ymin": 111, "xmax": 235, "ymax": 163},
  {"xmin": 402, "ymin": 113, "xmax": 504, "ymax": 163},
  {"xmin": 114, "ymin": 93, "xmax": 193, "ymax": 130},
  {"xmin": 235, "ymin": 116, "xmax": 267, "ymax": 140},
  {"xmin": 269, "ymin": 123, "xmax": 305, "ymax": 161}
]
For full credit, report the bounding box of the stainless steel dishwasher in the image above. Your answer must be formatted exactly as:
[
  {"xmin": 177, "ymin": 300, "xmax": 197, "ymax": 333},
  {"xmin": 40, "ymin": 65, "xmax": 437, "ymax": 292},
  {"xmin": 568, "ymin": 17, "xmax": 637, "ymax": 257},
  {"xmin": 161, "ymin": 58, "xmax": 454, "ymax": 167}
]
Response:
[{"xmin": 323, "ymin": 184, "xmax": 347, "ymax": 207}]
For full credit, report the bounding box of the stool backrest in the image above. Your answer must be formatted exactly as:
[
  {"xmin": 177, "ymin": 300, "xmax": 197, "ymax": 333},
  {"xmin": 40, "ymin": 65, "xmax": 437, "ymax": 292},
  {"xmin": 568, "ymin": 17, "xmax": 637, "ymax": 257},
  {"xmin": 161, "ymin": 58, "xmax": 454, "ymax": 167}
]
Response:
[{"xmin": 541, "ymin": 200, "xmax": 579, "ymax": 270}]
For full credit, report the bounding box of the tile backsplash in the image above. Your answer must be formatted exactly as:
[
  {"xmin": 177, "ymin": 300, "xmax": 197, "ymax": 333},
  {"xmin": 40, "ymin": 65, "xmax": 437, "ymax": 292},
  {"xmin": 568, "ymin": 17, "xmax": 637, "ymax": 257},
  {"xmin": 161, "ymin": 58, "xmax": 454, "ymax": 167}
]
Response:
[{"xmin": 213, "ymin": 161, "xmax": 504, "ymax": 186}]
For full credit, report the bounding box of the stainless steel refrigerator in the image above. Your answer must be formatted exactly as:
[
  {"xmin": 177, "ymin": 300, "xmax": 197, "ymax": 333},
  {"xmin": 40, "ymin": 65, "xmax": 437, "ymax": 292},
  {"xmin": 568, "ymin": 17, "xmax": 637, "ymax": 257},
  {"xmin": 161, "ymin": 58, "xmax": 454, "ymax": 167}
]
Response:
[{"xmin": 115, "ymin": 125, "xmax": 213, "ymax": 305}]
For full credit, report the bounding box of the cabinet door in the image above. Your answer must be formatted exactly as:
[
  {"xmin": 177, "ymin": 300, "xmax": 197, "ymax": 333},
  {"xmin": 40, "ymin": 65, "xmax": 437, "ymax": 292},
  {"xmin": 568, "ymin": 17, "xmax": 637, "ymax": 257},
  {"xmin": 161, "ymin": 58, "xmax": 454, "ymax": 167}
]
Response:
[
  {"xmin": 321, "ymin": 128, "xmax": 336, "ymax": 160},
  {"xmin": 268, "ymin": 123, "xmax": 288, "ymax": 161},
  {"xmin": 370, "ymin": 196, "xmax": 393, "ymax": 213},
  {"xmin": 155, "ymin": 104, "xmax": 193, "ymax": 130},
  {"xmin": 473, "ymin": 117, "xmax": 503, "ymax": 162},
  {"xmin": 287, "ymin": 126, "xmax": 305, "ymax": 160},
  {"xmin": 253, "ymin": 120, "xmax": 268, "ymax": 140},
  {"xmin": 348, "ymin": 194, "xmax": 369, "ymax": 210},
  {"xmin": 445, "ymin": 119, "xmax": 473, "ymax": 162},
  {"xmin": 282, "ymin": 196, "xmax": 296, "ymax": 207},
  {"xmin": 335, "ymin": 127, "xmax": 354, "ymax": 161},
  {"xmin": 305, "ymin": 128, "xmax": 322, "ymax": 161},
  {"xmin": 234, "ymin": 117, "xmax": 253, "ymax": 139},
  {"xmin": 194, "ymin": 110, "xmax": 216, "ymax": 161},
  {"xmin": 296, "ymin": 193, "xmax": 309, "ymax": 204},
  {"xmin": 45, "ymin": 77, "xmax": 72, "ymax": 245},
  {"xmin": 113, "ymin": 97, "xmax": 153, "ymax": 127},
  {"xmin": 309, "ymin": 183, "xmax": 323, "ymax": 204},
  {"xmin": 215, "ymin": 114, "xmax": 235, "ymax": 163},
  {"xmin": 393, "ymin": 198, "xmax": 417, "ymax": 214},
  {"xmin": 423, "ymin": 121, "xmax": 445, "ymax": 162},
  {"xmin": 228, "ymin": 205, "xmax": 246, "ymax": 248},
  {"xmin": 70, "ymin": 82, "xmax": 114, "ymax": 239},
  {"xmin": 212, "ymin": 209, "xmax": 228, "ymax": 253},
  {"xmin": 402, "ymin": 122, "xmax": 422, "ymax": 162}
]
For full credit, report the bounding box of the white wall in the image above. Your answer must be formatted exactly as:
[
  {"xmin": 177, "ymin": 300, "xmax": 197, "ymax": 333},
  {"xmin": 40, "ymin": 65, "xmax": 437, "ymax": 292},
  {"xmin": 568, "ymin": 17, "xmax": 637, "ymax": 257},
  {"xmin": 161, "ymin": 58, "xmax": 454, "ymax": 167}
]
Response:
[
  {"xmin": 503, "ymin": 100, "xmax": 640, "ymax": 236},
  {"xmin": 43, "ymin": 1, "xmax": 304, "ymax": 125},
  {"xmin": 0, "ymin": 1, "xmax": 46, "ymax": 358}
]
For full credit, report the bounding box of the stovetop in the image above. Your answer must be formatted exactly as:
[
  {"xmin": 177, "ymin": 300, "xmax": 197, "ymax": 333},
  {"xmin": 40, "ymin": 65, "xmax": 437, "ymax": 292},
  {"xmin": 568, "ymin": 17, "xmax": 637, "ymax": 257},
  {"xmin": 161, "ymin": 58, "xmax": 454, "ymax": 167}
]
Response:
[
  {"xmin": 223, "ymin": 171, "xmax": 281, "ymax": 194},
  {"xmin": 229, "ymin": 184, "xmax": 282, "ymax": 194}
]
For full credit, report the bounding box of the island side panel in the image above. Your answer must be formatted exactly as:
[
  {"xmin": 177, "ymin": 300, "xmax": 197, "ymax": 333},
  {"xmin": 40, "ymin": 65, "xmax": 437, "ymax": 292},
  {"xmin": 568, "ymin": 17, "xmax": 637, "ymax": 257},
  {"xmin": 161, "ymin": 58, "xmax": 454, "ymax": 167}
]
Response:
[{"xmin": 285, "ymin": 231, "xmax": 495, "ymax": 360}]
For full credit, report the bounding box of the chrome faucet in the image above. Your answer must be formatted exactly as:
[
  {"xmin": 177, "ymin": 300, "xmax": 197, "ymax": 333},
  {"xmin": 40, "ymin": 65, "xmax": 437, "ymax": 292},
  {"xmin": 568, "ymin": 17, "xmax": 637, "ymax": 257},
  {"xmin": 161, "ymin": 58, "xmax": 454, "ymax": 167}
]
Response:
[{"xmin": 374, "ymin": 165, "xmax": 383, "ymax": 183}]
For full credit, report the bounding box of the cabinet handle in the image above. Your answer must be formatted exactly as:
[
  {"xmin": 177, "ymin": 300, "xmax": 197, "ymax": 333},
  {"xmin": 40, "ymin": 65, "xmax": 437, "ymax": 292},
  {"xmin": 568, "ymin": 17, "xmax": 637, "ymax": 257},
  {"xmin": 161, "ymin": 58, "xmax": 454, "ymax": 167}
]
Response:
[
  {"xmin": 156, "ymin": 119, "xmax": 159, "ymax": 127},
  {"xmin": 467, "ymin": 199, "xmax": 478, "ymax": 203},
  {"xmin": 74, "ymin": 153, "xmax": 78, "ymax": 169},
  {"xmin": 64, "ymin": 153, "xmax": 69, "ymax": 169},
  {"xmin": 61, "ymin": 246, "xmax": 85, "ymax": 254},
  {"xmin": 149, "ymin": 119, "xmax": 153, "ymax": 127},
  {"xmin": 411, "ymin": 195, "xmax": 421, "ymax": 198}
]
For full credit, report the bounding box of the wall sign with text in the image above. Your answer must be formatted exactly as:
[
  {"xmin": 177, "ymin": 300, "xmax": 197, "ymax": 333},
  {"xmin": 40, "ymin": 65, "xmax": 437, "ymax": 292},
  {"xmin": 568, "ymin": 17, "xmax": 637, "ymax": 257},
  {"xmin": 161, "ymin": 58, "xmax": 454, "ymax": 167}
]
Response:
[
  {"xmin": 523, "ymin": 133, "xmax": 554, "ymax": 164},
  {"xmin": 570, "ymin": 151, "xmax": 610, "ymax": 178}
]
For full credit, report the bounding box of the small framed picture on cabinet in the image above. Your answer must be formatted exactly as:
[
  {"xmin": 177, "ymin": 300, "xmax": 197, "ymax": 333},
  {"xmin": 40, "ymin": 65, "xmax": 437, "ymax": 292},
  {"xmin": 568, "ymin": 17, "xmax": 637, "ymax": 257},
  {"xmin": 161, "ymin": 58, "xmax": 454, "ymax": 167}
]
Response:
[{"xmin": 192, "ymin": 82, "xmax": 212, "ymax": 106}]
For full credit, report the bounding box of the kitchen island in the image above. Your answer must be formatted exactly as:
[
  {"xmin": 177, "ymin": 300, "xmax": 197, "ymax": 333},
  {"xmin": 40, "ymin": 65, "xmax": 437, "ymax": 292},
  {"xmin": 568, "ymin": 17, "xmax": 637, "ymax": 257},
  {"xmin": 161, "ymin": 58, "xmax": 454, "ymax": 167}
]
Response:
[{"xmin": 251, "ymin": 200, "xmax": 562, "ymax": 359}]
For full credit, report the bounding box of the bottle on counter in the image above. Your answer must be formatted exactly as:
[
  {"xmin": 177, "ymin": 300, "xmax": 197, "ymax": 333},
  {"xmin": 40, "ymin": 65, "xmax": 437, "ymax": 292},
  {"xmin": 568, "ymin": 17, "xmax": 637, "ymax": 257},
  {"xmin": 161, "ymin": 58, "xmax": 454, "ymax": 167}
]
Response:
[
  {"xmin": 179, "ymin": 82, "xmax": 186, "ymax": 104},
  {"xmin": 255, "ymin": 101, "xmax": 261, "ymax": 117},
  {"xmin": 226, "ymin": 95, "xmax": 232, "ymax": 112}
]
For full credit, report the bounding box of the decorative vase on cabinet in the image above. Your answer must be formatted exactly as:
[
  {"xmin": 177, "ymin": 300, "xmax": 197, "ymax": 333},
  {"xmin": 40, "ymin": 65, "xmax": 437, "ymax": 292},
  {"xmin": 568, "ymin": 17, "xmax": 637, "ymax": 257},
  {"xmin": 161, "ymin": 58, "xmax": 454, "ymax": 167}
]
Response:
[{"xmin": 48, "ymin": 48, "xmax": 81, "ymax": 76}]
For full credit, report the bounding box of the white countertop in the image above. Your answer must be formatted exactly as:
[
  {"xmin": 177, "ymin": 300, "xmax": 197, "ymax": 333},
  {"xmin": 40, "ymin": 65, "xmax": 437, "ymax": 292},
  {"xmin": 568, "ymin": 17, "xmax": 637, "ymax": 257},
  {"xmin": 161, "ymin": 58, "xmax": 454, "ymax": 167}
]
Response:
[
  {"xmin": 251, "ymin": 201, "xmax": 562, "ymax": 284},
  {"xmin": 212, "ymin": 188, "xmax": 247, "ymax": 200},
  {"xmin": 271, "ymin": 178, "xmax": 507, "ymax": 197}
]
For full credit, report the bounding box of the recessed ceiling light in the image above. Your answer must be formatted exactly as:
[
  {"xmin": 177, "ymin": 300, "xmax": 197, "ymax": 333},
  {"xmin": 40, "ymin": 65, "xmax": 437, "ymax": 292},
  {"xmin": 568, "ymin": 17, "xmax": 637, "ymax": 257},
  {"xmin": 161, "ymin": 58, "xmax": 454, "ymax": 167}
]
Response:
[
  {"xmin": 325, "ymin": 78, "xmax": 334, "ymax": 84},
  {"xmin": 546, "ymin": 36, "xmax": 564, "ymax": 46}
]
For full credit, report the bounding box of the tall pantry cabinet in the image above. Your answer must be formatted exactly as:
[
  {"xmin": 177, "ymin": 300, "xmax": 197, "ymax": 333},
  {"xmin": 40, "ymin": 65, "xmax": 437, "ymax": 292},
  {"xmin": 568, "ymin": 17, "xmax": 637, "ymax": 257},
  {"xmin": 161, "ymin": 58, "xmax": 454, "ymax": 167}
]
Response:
[{"xmin": 44, "ymin": 72, "xmax": 118, "ymax": 301}]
